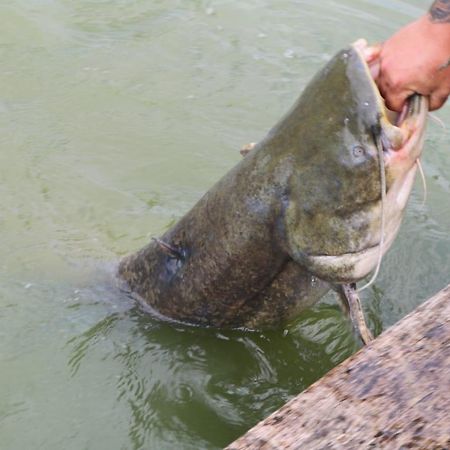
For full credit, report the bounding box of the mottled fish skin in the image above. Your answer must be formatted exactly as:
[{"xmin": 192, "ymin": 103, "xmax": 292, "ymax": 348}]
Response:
[{"xmin": 118, "ymin": 46, "xmax": 423, "ymax": 329}]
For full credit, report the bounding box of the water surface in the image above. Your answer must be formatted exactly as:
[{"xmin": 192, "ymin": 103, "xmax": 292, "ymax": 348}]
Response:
[{"xmin": 1, "ymin": 1, "xmax": 449, "ymax": 449}]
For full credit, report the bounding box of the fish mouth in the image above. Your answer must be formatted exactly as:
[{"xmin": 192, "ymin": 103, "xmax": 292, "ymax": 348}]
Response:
[
  {"xmin": 306, "ymin": 42, "xmax": 428, "ymax": 283},
  {"xmin": 352, "ymin": 39, "xmax": 428, "ymax": 170},
  {"xmin": 380, "ymin": 94, "xmax": 428, "ymax": 173}
]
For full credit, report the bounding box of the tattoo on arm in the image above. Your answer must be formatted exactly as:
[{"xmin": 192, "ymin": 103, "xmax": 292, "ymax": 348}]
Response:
[{"xmin": 430, "ymin": 0, "xmax": 450, "ymax": 23}]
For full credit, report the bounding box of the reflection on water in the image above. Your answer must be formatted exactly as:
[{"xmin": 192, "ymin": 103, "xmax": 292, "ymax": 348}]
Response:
[
  {"xmin": 0, "ymin": 0, "xmax": 448, "ymax": 449},
  {"xmin": 68, "ymin": 312, "xmax": 122, "ymax": 377},
  {"xmin": 66, "ymin": 289, "xmax": 360, "ymax": 449}
]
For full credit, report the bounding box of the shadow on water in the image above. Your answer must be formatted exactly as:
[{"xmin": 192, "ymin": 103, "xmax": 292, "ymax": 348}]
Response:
[{"xmin": 65, "ymin": 283, "xmax": 375, "ymax": 450}]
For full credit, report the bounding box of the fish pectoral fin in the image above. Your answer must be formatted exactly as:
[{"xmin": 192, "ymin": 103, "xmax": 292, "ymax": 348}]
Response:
[
  {"xmin": 334, "ymin": 283, "xmax": 374, "ymax": 345},
  {"xmin": 152, "ymin": 237, "xmax": 184, "ymax": 260}
]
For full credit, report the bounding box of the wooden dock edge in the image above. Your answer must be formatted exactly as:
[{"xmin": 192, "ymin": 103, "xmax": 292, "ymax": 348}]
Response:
[{"xmin": 226, "ymin": 284, "xmax": 450, "ymax": 449}]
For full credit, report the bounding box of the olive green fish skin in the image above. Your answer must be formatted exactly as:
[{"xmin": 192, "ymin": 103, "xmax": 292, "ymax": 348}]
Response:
[
  {"xmin": 119, "ymin": 48, "xmax": 388, "ymax": 328},
  {"xmin": 280, "ymin": 49, "xmax": 385, "ymax": 282}
]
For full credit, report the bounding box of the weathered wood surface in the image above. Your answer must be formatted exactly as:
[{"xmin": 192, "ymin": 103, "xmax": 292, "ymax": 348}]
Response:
[{"xmin": 226, "ymin": 284, "xmax": 450, "ymax": 450}]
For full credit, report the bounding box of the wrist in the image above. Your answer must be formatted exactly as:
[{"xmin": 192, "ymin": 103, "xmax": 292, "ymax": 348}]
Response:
[
  {"xmin": 423, "ymin": 12, "xmax": 450, "ymax": 32},
  {"xmin": 419, "ymin": 13, "xmax": 450, "ymax": 52}
]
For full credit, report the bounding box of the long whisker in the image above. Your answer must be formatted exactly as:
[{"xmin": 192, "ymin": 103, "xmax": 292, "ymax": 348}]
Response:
[
  {"xmin": 357, "ymin": 134, "xmax": 386, "ymax": 293},
  {"xmin": 416, "ymin": 158, "xmax": 427, "ymax": 206},
  {"xmin": 428, "ymin": 112, "xmax": 446, "ymax": 129}
]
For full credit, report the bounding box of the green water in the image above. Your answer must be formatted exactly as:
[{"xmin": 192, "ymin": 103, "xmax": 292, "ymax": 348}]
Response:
[{"xmin": 1, "ymin": 1, "xmax": 449, "ymax": 449}]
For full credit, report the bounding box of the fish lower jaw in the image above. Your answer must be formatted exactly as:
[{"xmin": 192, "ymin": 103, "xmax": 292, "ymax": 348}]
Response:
[
  {"xmin": 385, "ymin": 101, "xmax": 427, "ymax": 165},
  {"xmin": 303, "ymin": 246, "xmax": 386, "ymax": 283},
  {"xmin": 301, "ymin": 225, "xmax": 401, "ymax": 284},
  {"xmin": 386, "ymin": 138, "xmax": 424, "ymax": 169}
]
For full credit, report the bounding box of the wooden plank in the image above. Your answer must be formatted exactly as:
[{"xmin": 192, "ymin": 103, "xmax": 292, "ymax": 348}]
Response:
[{"xmin": 226, "ymin": 284, "xmax": 450, "ymax": 450}]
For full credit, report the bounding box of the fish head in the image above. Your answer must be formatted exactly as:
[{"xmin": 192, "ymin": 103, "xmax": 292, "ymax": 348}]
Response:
[{"xmin": 282, "ymin": 42, "xmax": 428, "ymax": 283}]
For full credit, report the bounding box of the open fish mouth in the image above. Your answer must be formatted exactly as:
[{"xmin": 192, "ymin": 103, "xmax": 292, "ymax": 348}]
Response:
[
  {"xmin": 305, "ymin": 41, "xmax": 428, "ymax": 283},
  {"xmin": 380, "ymin": 93, "xmax": 428, "ymax": 176},
  {"xmin": 353, "ymin": 39, "xmax": 428, "ymax": 172}
]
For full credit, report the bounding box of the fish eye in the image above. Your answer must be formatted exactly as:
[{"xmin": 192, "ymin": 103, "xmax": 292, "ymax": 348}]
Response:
[{"xmin": 352, "ymin": 145, "xmax": 366, "ymax": 158}]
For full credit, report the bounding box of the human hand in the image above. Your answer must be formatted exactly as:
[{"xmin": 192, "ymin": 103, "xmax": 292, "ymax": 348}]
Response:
[{"xmin": 374, "ymin": 15, "xmax": 450, "ymax": 111}]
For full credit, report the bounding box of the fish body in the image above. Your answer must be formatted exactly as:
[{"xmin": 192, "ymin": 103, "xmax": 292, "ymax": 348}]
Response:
[{"xmin": 118, "ymin": 43, "xmax": 427, "ymax": 329}]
